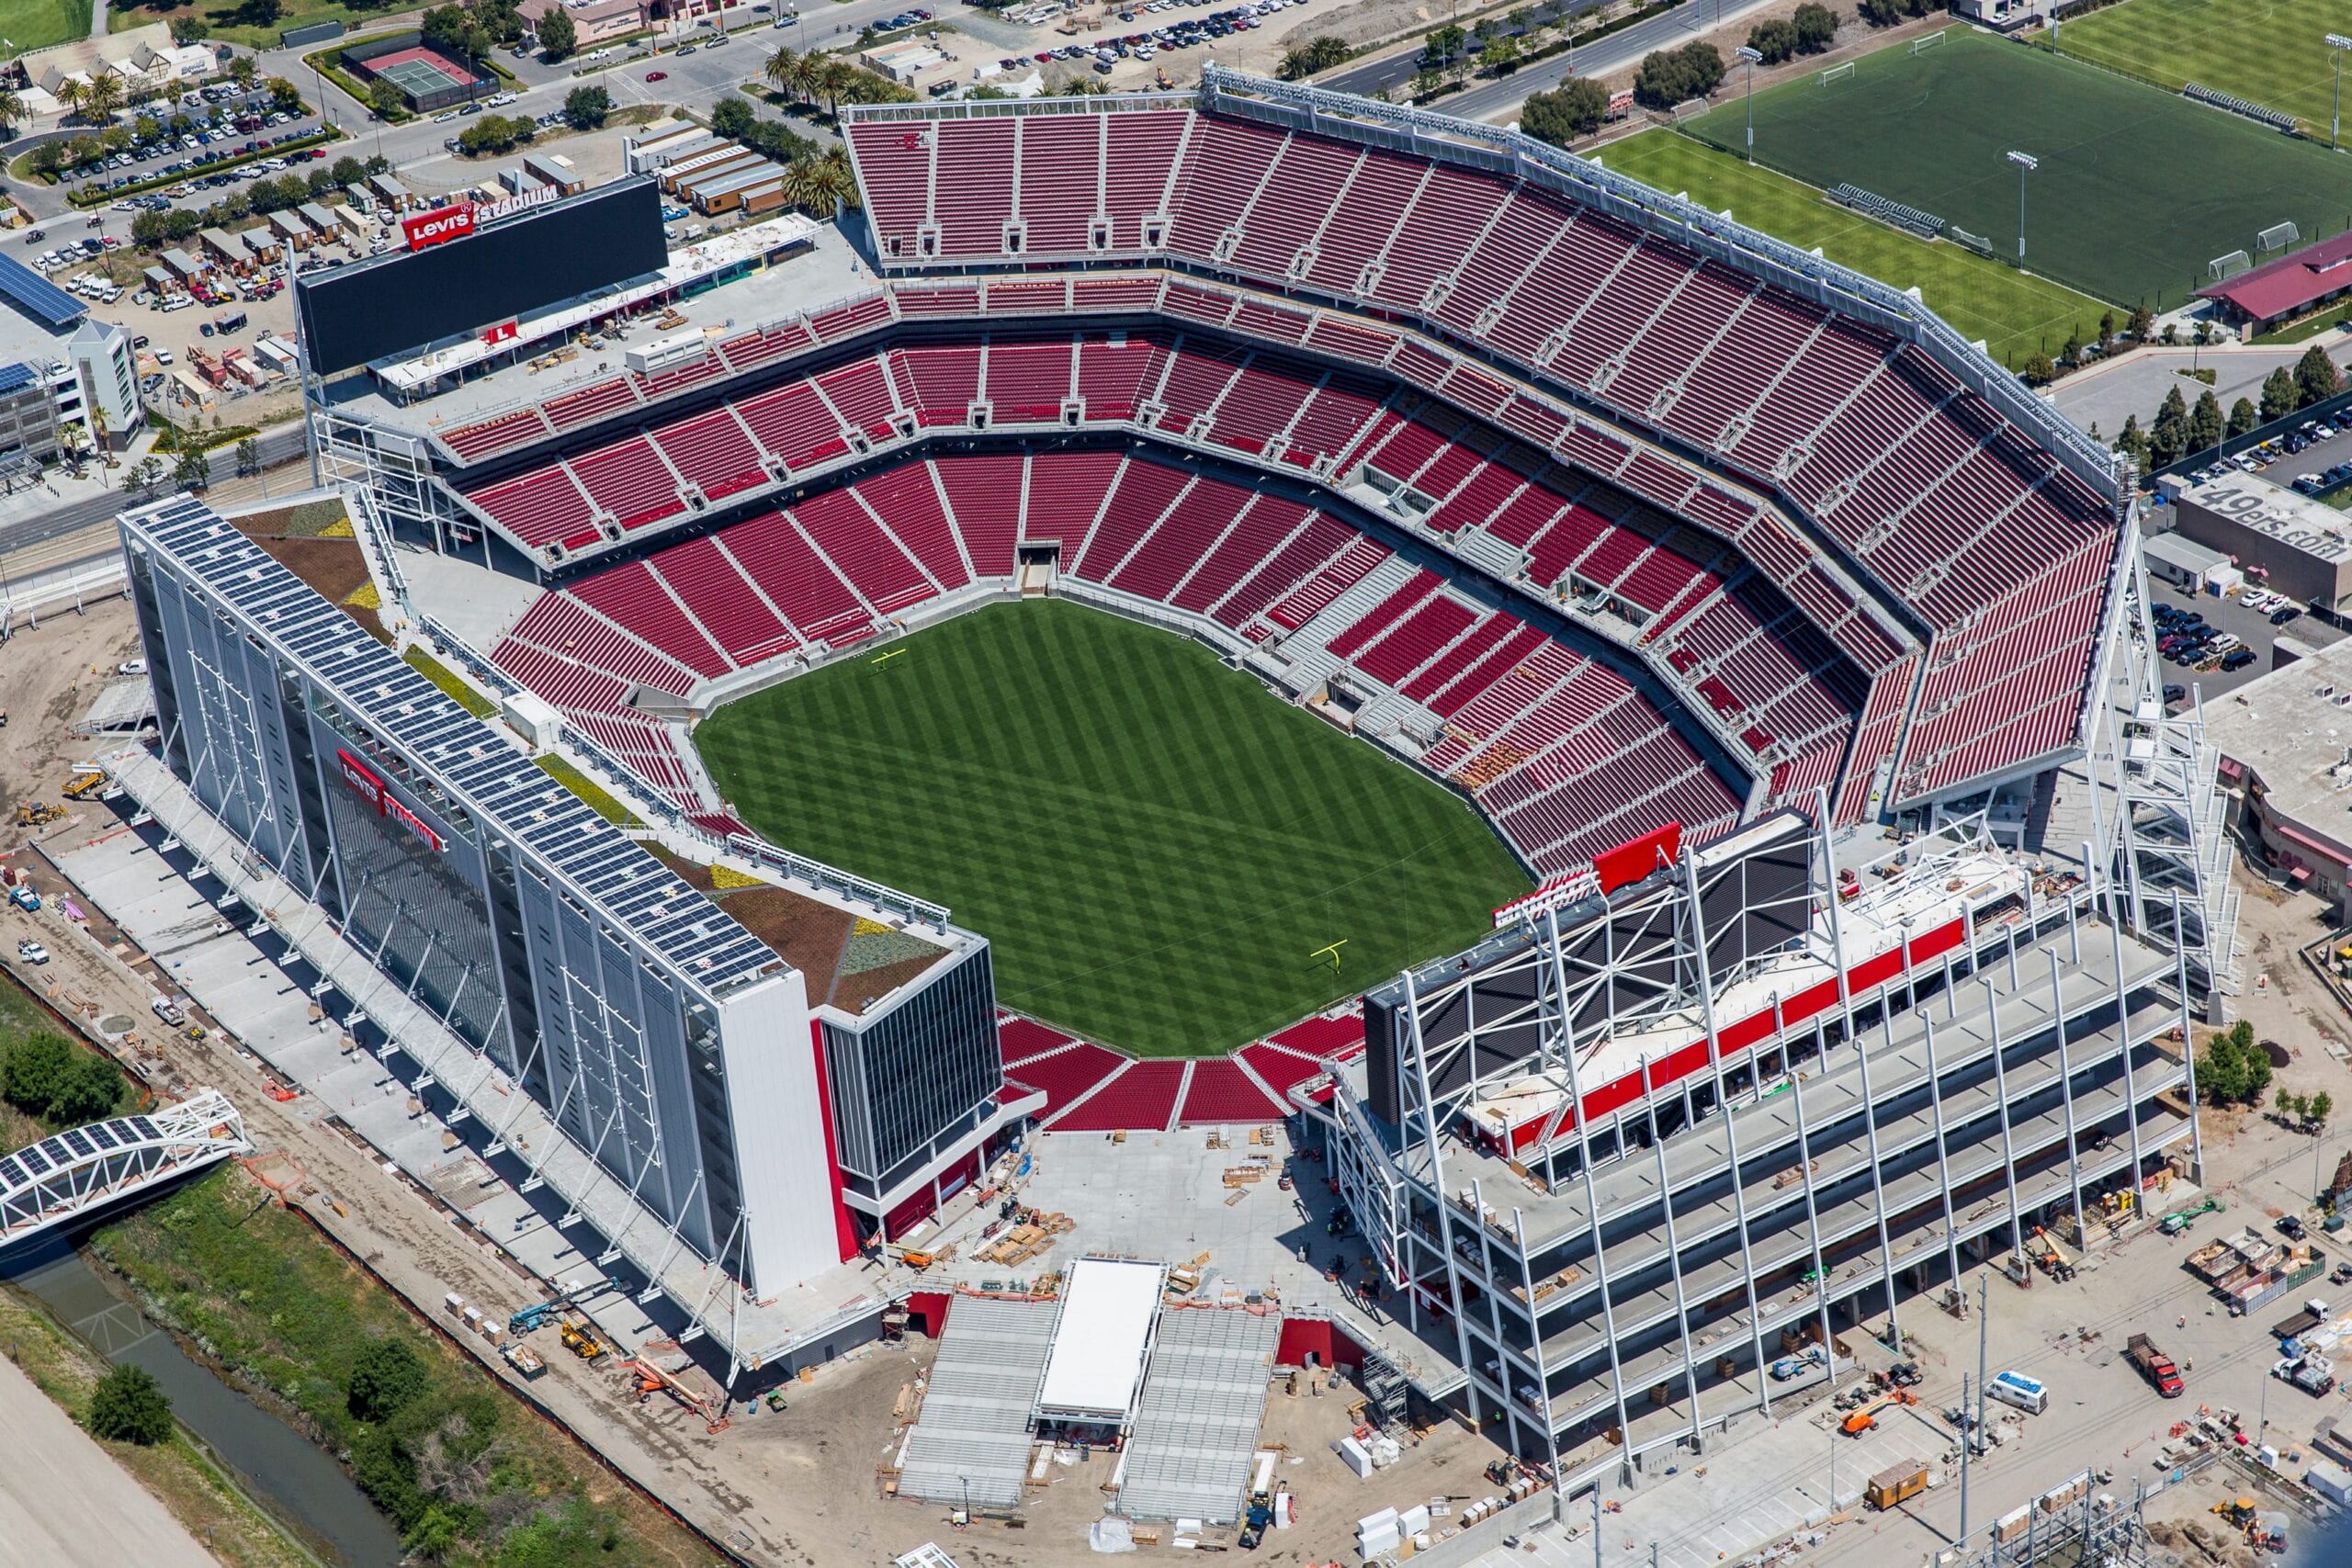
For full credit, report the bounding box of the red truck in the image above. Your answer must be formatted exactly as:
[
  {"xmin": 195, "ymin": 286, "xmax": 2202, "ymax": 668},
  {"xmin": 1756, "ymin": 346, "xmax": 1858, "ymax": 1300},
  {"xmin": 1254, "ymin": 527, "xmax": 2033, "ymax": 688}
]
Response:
[{"xmin": 2128, "ymin": 1332, "xmax": 2186, "ymax": 1398}]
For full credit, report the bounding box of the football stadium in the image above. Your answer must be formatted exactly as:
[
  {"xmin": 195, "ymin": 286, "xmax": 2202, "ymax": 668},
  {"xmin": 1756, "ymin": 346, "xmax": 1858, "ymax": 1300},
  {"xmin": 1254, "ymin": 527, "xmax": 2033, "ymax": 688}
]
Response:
[{"xmin": 107, "ymin": 66, "xmax": 2242, "ymax": 1487}]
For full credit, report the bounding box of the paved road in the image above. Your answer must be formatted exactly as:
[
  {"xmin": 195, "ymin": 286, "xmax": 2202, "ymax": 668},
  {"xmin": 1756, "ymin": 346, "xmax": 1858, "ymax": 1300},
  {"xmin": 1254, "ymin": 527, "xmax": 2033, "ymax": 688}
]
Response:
[
  {"xmin": 0, "ymin": 1351, "xmax": 215, "ymax": 1568},
  {"xmin": 1318, "ymin": 0, "xmax": 1778, "ymax": 122}
]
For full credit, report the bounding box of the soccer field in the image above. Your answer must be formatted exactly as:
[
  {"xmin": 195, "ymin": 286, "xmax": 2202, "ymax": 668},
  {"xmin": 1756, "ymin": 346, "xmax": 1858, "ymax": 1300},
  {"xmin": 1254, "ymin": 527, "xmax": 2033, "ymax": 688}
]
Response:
[
  {"xmin": 2054, "ymin": 0, "xmax": 2352, "ymax": 137},
  {"xmin": 1682, "ymin": 28, "xmax": 2352, "ymax": 309},
  {"xmin": 1602, "ymin": 130, "xmax": 2111, "ymax": 372},
  {"xmin": 695, "ymin": 600, "xmax": 1531, "ymax": 1057}
]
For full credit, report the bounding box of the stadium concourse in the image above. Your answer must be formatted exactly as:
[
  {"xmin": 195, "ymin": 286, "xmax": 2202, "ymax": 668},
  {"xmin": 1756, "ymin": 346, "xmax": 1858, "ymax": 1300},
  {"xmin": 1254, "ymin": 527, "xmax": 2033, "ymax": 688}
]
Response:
[{"xmin": 313, "ymin": 70, "xmax": 2139, "ymax": 1127}]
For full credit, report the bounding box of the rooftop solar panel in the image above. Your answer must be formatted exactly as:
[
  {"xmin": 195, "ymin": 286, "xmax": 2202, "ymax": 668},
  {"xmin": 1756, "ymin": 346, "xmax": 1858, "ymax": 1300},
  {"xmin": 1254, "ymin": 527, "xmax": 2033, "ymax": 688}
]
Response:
[
  {"xmin": 85, "ymin": 1122, "xmax": 119, "ymax": 1150},
  {"xmin": 0, "ymin": 362, "xmax": 36, "ymax": 396},
  {"xmin": 0, "ymin": 1156, "xmax": 23, "ymax": 1188},
  {"xmin": 60, "ymin": 1128, "xmax": 94, "ymax": 1159},
  {"xmin": 130, "ymin": 1116, "xmax": 160, "ymax": 1141},
  {"xmin": 0, "ymin": 253, "xmax": 87, "ymax": 331},
  {"xmin": 18, "ymin": 1145, "xmax": 50, "ymax": 1175}
]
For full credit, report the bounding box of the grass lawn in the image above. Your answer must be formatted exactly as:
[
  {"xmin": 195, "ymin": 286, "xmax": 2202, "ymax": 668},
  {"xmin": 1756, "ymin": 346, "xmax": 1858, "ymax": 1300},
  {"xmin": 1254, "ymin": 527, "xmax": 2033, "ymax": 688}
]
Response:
[
  {"xmin": 2050, "ymin": 0, "xmax": 2352, "ymax": 137},
  {"xmin": 401, "ymin": 646, "xmax": 496, "ymax": 717},
  {"xmin": 537, "ymin": 753, "xmax": 640, "ymax": 827},
  {"xmin": 1602, "ymin": 130, "xmax": 2114, "ymax": 372},
  {"xmin": 695, "ymin": 600, "xmax": 1530, "ymax": 1056},
  {"xmin": 112, "ymin": 0, "xmax": 391, "ymax": 47},
  {"xmin": 0, "ymin": 0, "xmax": 93, "ymax": 57},
  {"xmin": 1681, "ymin": 27, "xmax": 2352, "ymax": 311}
]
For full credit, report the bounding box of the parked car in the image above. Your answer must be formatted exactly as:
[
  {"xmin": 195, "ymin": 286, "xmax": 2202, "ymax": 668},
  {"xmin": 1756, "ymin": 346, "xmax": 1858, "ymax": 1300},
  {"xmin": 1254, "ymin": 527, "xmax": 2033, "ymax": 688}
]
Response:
[
  {"xmin": 2222, "ymin": 649, "xmax": 2257, "ymax": 671},
  {"xmin": 2272, "ymin": 605, "xmax": 2302, "ymax": 625}
]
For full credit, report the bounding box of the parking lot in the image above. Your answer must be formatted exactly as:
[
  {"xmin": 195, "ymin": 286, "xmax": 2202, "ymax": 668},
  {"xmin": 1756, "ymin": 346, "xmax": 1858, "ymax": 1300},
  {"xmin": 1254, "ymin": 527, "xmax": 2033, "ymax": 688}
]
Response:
[{"xmin": 2141, "ymin": 558, "xmax": 2346, "ymax": 710}]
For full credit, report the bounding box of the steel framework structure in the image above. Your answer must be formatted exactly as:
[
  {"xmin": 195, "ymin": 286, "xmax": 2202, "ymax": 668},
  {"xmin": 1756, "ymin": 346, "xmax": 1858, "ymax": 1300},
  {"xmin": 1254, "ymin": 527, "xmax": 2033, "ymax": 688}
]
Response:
[
  {"xmin": 0, "ymin": 1090, "xmax": 251, "ymax": 1247},
  {"xmin": 1306, "ymin": 798, "xmax": 2210, "ymax": 1487}
]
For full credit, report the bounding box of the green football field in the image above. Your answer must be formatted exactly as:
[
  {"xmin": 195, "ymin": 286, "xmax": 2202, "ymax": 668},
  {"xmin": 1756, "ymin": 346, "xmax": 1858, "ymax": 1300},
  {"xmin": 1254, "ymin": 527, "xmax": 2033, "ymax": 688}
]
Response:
[
  {"xmin": 695, "ymin": 600, "xmax": 1531, "ymax": 1057},
  {"xmin": 1602, "ymin": 130, "xmax": 2113, "ymax": 373},
  {"xmin": 2053, "ymin": 0, "xmax": 2352, "ymax": 137},
  {"xmin": 0, "ymin": 0, "xmax": 93, "ymax": 55},
  {"xmin": 1681, "ymin": 27, "xmax": 2352, "ymax": 310}
]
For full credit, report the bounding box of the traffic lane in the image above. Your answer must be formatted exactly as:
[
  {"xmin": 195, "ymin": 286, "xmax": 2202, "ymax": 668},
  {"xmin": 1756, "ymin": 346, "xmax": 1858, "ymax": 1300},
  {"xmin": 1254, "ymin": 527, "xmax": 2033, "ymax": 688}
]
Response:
[
  {"xmin": 1438, "ymin": 0, "xmax": 1763, "ymax": 122},
  {"xmin": 15, "ymin": 112, "xmax": 333, "ymax": 221},
  {"xmin": 1322, "ymin": 0, "xmax": 1615, "ymax": 96}
]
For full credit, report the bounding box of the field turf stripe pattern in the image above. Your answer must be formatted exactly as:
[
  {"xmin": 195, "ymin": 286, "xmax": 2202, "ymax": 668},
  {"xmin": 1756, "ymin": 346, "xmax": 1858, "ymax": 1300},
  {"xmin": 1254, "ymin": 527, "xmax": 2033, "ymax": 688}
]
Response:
[
  {"xmin": 1600, "ymin": 130, "xmax": 2111, "ymax": 372},
  {"xmin": 1680, "ymin": 27, "xmax": 2352, "ymax": 310},
  {"xmin": 2052, "ymin": 0, "xmax": 2352, "ymax": 137},
  {"xmin": 695, "ymin": 600, "xmax": 1529, "ymax": 1058}
]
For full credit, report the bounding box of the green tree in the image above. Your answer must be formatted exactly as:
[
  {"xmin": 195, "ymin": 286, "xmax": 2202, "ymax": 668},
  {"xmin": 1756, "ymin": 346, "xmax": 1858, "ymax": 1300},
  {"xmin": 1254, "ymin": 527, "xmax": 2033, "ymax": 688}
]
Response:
[
  {"xmin": 2115, "ymin": 413, "xmax": 2148, "ymax": 468},
  {"xmin": 2130, "ymin": 304, "xmax": 2154, "ymax": 341},
  {"xmin": 1746, "ymin": 18, "xmax": 1799, "ymax": 63},
  {"xmin": 2188, "ymin": 389, "xmax": 2222, "ymax": 457},
  {"xmin": 124, "ymin": 455, "xmax": 165, "ymax": 499},
  {"xmin": 1412, "ymin": 66, "xmax": 1447, "ymax": 99},
  {"xmin": 1634, "ymin": 41, "xmax": 1725, "ymax": 109},
  {"xmin": 2020, "ymin": 352, "xmax": 2056, "ymax": 388},
  {"xmin": 169, "ymin": 15, "xmax": 210, "ymax": 42},
  {"xmin": 1790, "ymin": 2, "xmax": 1838, "ymax": 51},
  {"xmin": 236, "ymin": 0, "xmax": 283, "ymax": 27},
  {"xmin": 709, "ymin": 94, "xmax": 757, "ymax": 140},
  {"xmin": 2150, "ymin": 384, "xmax": 2188, "ymax": 468},
  {"xmin": 1425, "ymin": 23, "xmax": 1467, "ymax": 62},
  {"xmin": 537, "ymin": 5, "xmax": 578, "ymax": 60},
  {"xmin": 2312, "ymin": 1090, "xmax": 2334, "ymax": 1130},
  {"xmin": 1279, "ymin": 36, "xmax": 1351, "ymax": 79},
  {"xmin": 2262, "ymin": 366, "xmax": 2298, "ymax": 423},
  {"xmin": 227, "ymin": 54, "xmax": 258, "ymax": 89},
  {"xmin": 2295, "ymin": 344, "xmax": 2342, "ymax": 409},
  {"xmin": 330, "ymin": 155, "xmax": 367, "ymax": 187},
  {"xmin": 267, "ymin": 77, "xmax": 304, "ymax": 116},
  {"xmin": 81, "ymin": 74, "xmax": 122, "ymax": 124},
  {"xmin": 401, "ymin": 1505, "xmax": 461, "ymax": 1559},
  {"xmin": 2, "ymin": 1032, "xmax": 75, "ymax": 1116},
  {"xmin": 174, "ymin": 448, "xmax": 210, "ymax": 492},
  {"xmin": 563, "ymin": 85, "xmax": 611, "ymax": 130},
  {"xmin": 368, "ymin": 78, "xmax": 405, "ymax": 120},
  {"xmin": 347, "ymin": 1338, "xmax": 429, "ymax": 1423},
  {"xmin": 1520, "ymin": 78, "xmax": 1612, "ymax": 146},
  {"xmin": 235, "ymin": 436, "xmax": 261, "ymax": 478},
  {"xmin": 2228, "ymin": 398, "xmax": 2258, "ymax": 438},
  {"xmin": 2280, "ymin": 1089, "xmax": 2307, "ymax": 1123},
  {"xmin": 1481, "ymin": 33, "xmax": 1523, "ymax": 72},
  {"xmin": 2097, "ymin": 310, "xmax": 2116, "ymax": 353},
  {"xmin": 2199, "ymin": 1021, "xmax": 2271, "ymax": 1107},
  {"xmin": 86, "ymin": 1366, "xmax": 172, "ymax": 1446},
  {"xmin": 48, "ymin": 1054, "xmax": 123, "ymax": 1124}
]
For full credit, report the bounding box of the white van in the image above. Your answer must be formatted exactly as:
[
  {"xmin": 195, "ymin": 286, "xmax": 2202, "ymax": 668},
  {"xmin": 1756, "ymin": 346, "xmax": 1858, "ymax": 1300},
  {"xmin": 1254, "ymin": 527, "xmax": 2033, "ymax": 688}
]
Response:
[{"xmin": 1984, "ymin": 1370, "xmax": 2048, "ymax": 1416}]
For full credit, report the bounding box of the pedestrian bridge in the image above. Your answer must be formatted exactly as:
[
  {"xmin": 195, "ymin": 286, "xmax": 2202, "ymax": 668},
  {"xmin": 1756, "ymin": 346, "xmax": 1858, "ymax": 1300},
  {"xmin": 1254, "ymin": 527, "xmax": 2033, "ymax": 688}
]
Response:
[{"xmin": 0, "ymin": 1089, "xmax": 251, "ymax": 1248}]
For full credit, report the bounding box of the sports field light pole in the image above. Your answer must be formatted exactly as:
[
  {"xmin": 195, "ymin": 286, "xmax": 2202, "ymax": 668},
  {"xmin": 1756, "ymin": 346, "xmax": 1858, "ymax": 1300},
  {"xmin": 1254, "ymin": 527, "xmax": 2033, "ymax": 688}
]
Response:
[
  {"xmin": 2007, "ymin": 149, "xmax": 2037, "ymax": 268},
  {"xmin": 2330, "ymin": 34, "xmax": 2352, "ymax": 151},
  {"xmin": 1736, "ymin": 45, "xmax": 1761, "ymax": 164}
]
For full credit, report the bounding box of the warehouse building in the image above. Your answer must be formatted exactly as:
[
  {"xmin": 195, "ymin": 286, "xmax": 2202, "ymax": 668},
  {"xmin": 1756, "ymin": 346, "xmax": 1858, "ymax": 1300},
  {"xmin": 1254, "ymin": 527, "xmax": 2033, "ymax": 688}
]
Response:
[{"xmin": 2166, "ymin": 473, "xmax": 2352, "ymax": 613}]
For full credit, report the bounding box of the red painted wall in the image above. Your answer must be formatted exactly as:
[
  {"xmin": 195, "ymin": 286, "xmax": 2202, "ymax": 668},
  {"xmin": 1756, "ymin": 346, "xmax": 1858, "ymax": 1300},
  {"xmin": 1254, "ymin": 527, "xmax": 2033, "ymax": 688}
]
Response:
[{"xmin": 1277, "ymin": 1315, "xmax": 1365, "ymax": 1369}]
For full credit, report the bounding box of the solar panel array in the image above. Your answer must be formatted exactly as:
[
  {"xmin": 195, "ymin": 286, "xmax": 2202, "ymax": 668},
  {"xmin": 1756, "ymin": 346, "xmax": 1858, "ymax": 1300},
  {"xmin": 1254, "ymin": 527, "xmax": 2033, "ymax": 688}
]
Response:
[
  {"xmin": 0, "ymin": 253, "xmax": 86, "ymax": 331},
  {"xmin": 128, "ymin": 497, "xmax": 780, "ymax": 997},
  {"xmin": 0, "ymin": 1113, "xmax": 164, "ymax": 1192}
]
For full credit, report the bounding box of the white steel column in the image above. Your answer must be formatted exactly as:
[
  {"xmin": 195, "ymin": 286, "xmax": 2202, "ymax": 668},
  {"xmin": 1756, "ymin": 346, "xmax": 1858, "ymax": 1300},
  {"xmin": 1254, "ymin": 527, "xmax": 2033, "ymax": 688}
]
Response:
[
  {"xmin": 2109, "ymin": 916, "xmax": 2148, "ymax": 1203},
  {"xmin": 1647, "ymin": 1102, "xmax": 1706, "ymax": 1452},
  {"xmin": 1785, "ymin": 1071, "xmax": 1840, "ymax": 1392},
  {"xmin": 1545, "ymin": 907, "xmax": 1639, "ymax": 1475},
  {"xmin": 2172, "ymin": 892, "xmax": 2204, "ymax": 1180},
  {"xmin": 1713, "ymin": 1061, "xmax": 1774, "ymax": 1419},
  {"xmin": 2046, "ymin": 951, "xmax": 2089, "ymax": 1245},
  {"xmin": 1403, "ymin": 970, "xmax": 1484, "ymax": 1430},
  {"xmin": 1921, "ymin": 1016, "xmax": 1964, "ymax": 1288},
  {"xmin": 1982, "ymin": 979, "xmax": 2029, "ymax": 1261},
  {"xmin": 1849, "ymin": 1022, "xmax": 1902, "ymax": 1344},
  {"xmin": 1472, "ymin": 1176, "xmax": 1527, "ymax": 1457},
  {"xmin": 1511, "ymin": 1205, "xmax": 1566, "ymax": 1487}
]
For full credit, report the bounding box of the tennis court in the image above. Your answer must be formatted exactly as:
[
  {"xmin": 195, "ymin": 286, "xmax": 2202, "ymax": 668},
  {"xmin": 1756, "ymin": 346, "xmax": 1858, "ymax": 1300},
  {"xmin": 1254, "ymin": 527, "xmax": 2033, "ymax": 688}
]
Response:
[
  {"xmin": 361, "ymin": 45, "xmax": 481, "ymax": 98},
  {"xmin": 1681, "ymin": 27, "xmax": 2352, "ymax": 309}
]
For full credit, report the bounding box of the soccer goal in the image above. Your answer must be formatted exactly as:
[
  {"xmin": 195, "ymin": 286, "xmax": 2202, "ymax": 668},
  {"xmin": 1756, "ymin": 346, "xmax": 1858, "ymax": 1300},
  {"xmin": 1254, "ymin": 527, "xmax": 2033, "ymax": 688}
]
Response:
[
  {"xmin": 2208, "ymin": 248, "xmax": 2253, "ymax": 282},
  {"xmin": 2257, "ymin": 220, "xmax": 2301, "ymax": 255},
  {"xmin": 1673, "ymin": 96, "xmax": 1713, "ymax": 121},
  {"xmin": 1911, "ymin": 28, "xmax": 1947, "ymax": 55},
  {"xmin": 1819, "ymin": 62, "xmax": 1855, "ymax": 86}
]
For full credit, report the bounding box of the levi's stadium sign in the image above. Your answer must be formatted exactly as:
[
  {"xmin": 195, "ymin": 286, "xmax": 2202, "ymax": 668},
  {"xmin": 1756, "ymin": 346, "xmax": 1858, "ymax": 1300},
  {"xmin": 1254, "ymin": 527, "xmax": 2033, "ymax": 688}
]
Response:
[
  {"xmin": 335, "ymin": 748, "xmax": 445, "ymax": 852},
  {"xmin": 402, "ymin": 201, "xmax": 475, "ymax": 251},
  {"xmin": 401, "ymin": 184, "xmax": 562, "ymax": 252}
]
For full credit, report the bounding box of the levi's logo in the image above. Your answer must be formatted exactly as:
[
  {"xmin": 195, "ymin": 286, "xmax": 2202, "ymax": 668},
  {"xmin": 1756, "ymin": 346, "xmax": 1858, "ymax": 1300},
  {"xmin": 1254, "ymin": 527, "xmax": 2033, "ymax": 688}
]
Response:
[{"xmin": 402, "ymin": 201, "xmax": 477, "ymax": 251}]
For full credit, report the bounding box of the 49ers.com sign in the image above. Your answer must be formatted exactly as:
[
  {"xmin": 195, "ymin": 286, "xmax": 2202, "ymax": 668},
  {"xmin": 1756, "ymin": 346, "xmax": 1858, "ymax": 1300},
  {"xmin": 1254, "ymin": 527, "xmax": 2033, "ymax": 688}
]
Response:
[
  {"xmin": 402, "ymin": 201, "xmax": 477, "ymax": 251},
  {"xmin": 335, "ymin": 749, "xmax": 445, "ymax": 852}
]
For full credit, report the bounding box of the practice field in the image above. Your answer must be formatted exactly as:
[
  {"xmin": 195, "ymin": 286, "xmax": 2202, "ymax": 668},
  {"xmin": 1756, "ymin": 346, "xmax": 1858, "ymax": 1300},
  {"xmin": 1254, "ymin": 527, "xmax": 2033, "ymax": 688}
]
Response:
[
  {"xmin": 1602, "ymin": 130, "xmax": 2111, "ymax": 372},
  {"xmin": 695, "ymin": 600, "xmax": 1531, "ymax": 1057},
  {"xmin": 2052, "ymin": 0, "xmax": 2352, "ymax": 138},
  {"xmin": 1682, "ymin": 27, "xmax": 2352, "ymax": 309},
  {"xmin": 0, "ymin": 0, "xmax": 94, "ymax": 56}
]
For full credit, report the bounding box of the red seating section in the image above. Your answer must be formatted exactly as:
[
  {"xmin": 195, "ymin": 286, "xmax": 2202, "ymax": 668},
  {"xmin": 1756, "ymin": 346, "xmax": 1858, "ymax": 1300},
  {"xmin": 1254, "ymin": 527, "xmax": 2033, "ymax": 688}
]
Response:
[
  {"xmin": 1003, "ymin": 1042, "xmax": 1125, "ymax": 1118},
  {"xmin": 1049, "ymin": 1058, "xmax": 1187, "ymax": 1133},
  {"xmin": 836, "ymin": 103, "xmax": 2122, "ymax": 809},
  {"xmin": 1177, "ymin": 1060, "xmax": 1289, "ymax": 1125},
  {"xmin": 490, "ymin": 440, "xmax": 1758, "ymax": 874}
]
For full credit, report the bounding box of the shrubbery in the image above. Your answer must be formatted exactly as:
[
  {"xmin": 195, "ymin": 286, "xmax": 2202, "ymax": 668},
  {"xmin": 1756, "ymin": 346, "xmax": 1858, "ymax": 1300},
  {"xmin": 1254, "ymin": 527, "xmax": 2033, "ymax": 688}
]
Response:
[{"xmin": 1633, "ymin": 41, "xmax": 1725, "ymax": 109}]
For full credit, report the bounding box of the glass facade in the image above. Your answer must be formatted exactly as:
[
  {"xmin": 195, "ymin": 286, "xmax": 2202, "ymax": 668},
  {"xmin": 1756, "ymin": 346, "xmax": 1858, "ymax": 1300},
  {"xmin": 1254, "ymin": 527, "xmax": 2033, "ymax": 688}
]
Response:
[{"xmin": 824, "ymin": 945, "xmax": 1001, "ymax": 1193}]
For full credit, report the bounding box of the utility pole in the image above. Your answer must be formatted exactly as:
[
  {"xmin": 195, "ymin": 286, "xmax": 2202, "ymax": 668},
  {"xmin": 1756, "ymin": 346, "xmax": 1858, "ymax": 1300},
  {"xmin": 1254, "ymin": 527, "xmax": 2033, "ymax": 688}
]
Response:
[
  {"xmin": 2332, "ymin": 34, "xmax": 2352, "ymax": 151},
  {"xmin": 1958, "ymin": 1372, "xmax": 1972, "ymax": 1542},
  {"xmin": 1736, "ymin": 45, "xmax": 1762, "ymax": 164},
  {"xmin": 1592, "ymin": 1487, "xmax": 1603, "ymax": 1568}
]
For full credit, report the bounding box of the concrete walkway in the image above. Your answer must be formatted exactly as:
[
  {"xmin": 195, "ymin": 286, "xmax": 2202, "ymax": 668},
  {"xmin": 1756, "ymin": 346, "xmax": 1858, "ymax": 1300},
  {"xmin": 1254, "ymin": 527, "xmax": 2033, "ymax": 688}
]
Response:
[
  {"xmin": 2050, "ymin": 335, "xmax": 2352, "ymax": 438},
  {"xmin": 0, "ymin": 1353, "xmax": 218, "ymax": 1568}
]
